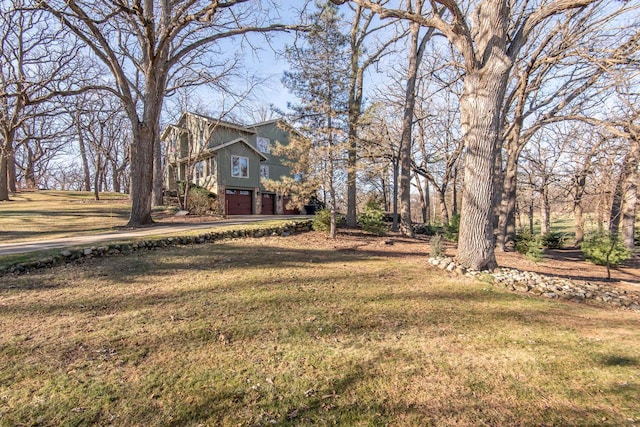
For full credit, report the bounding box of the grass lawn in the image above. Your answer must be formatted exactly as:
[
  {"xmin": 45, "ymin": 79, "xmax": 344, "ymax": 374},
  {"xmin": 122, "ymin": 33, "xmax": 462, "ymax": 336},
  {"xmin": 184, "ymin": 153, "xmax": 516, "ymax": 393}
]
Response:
[
  {"xmin": 0, "ymin": 191, "xmax": 132, "ymax": 243},
  {"xmin": 1, "ymin": 232, "xmax": 639, "ymax": 426}
]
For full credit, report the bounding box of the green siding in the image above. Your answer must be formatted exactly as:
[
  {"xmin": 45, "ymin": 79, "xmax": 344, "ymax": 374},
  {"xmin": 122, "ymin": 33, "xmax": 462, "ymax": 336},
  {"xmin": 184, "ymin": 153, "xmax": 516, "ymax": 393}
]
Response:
[
  {"xmin": 207, "ymin": 127, "xmax": 253, "ymax": 148},
  {"xmin": 249, "ymin": 121, "xmax": 295, "ymax": 190},
  {"xmin": 216, "ymin": 143, "xmax": 261, "ymax": 189}
]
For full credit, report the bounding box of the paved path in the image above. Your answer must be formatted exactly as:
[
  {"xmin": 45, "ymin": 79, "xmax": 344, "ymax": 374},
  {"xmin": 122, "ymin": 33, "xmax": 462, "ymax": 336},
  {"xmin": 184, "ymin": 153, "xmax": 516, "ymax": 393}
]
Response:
[{"xmin": 0, "ymin": 215, "xmax": 309, "ymax": 256}]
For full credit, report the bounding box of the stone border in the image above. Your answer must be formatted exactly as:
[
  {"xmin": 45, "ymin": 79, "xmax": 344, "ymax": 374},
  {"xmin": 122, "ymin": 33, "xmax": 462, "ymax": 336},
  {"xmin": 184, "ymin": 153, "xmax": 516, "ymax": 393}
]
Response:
[
  {"xmin": 0, "ymin": 220, "xmax": 313, "ymax": 277},
  {"xmin": 428, "ymin": 256, "xmax": 640, "ymax": 312}
]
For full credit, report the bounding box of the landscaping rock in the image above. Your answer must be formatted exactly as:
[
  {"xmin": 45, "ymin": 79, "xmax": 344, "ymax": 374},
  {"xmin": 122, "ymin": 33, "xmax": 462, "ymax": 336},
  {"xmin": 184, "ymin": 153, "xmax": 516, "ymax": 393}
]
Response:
[
  {"xmin": 427, "ymin": 255, "xmax": 640, "ymax": 312},
  {"xmin": 0, "ymin": 219, "xmax": 314, "ymax": 279}
]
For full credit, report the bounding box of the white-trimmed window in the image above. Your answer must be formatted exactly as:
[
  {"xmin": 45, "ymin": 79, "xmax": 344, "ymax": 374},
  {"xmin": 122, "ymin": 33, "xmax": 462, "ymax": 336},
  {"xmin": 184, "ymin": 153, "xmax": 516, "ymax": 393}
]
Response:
[
  {"xmin": 257, "ymin": 136, "xmax": 270, "ymax": 153},
  {"xmin": 231, "ymin": 155, "xmax": 249, "ymax": 178},
  {"xmin": 260, "ymin": 164, "xmax": 269, "ymax": 179}
]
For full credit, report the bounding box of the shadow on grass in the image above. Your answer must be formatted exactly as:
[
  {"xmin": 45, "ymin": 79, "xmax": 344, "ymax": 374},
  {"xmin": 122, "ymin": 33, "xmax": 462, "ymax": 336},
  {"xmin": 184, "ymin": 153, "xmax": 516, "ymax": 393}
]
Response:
[
  {"xmin": 598, "ymin": 355, "xmax": 638, "ymax": 367},
  {"xmin": 0, "ymin": 208, "xmax": 130, "ymax": 217}
]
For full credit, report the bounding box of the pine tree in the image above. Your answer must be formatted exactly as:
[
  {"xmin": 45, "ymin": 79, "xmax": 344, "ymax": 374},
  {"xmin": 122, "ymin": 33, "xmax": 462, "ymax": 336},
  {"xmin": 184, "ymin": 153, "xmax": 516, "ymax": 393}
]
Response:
[{"xmin": 281, "ymin": 1, "xmax": 350, "ymax": 239}]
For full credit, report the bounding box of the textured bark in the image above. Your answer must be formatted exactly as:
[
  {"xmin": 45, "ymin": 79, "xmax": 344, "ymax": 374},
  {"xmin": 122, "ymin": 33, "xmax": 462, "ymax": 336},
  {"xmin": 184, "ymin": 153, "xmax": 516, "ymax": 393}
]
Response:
[
  {"xmin": 0, "ymin": 128, "xmax": 16, "ymax": 200},
  {"xmin": 152, "ymin": 135, "xmax": 163, "ymax": 207},
  {"xmin": 457, "ymin": 71, "xmax": 507, "ymax": 270},
  {"xmin": 7, "ymin": 150, "xmax": 16, "ymax": 192},
  {"xmin": 0, "ymin": 153, "xmax": 8, "ymax": 201},
  {"xmin": 621, "ymin": 139, "xmax": 640, "ymax": 249},
  {"xmin": 128, "ymin": 122, "xmax": 155, "ymax": 225},
  {"xmin": 609, "ymin": 172, "xmax": 624, "ymax": 236}
]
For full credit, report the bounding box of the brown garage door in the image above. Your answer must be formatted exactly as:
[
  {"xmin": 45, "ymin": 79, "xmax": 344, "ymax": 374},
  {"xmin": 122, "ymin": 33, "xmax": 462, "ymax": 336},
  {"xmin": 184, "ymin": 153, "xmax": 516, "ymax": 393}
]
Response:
[
  {"xmin": 283, "ymin": 196, "xmax": 300, "ymax": 215},
  {"xmin": 225, "ymin": 189, "xmax": 252, "ymax": 215},
  {"xmin": 261, "ymin": 194, "xmax": 275, "ymax": 215}
]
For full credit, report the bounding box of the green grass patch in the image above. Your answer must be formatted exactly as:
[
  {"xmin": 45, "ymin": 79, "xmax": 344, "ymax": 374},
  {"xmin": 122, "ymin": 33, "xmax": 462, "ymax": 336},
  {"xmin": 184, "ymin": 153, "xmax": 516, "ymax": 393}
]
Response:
[{"xmin": 0, "ymin": 234, "xmax": 639, "ymax": 425}]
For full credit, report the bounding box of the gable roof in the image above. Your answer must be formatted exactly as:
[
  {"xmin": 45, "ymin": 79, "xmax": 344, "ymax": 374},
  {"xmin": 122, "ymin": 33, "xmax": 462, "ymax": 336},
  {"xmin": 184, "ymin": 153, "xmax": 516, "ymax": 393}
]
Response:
[
  {"xmin": 183, "ymin": 112, "xmax": 256, "ymax": 134},
  {"xmin": 249, "ymin": 118, "xmax": 306, "ymax": 140},
  {"xmin": 205, "ymin": 137, "xmax": 268, "ymax": 161}
]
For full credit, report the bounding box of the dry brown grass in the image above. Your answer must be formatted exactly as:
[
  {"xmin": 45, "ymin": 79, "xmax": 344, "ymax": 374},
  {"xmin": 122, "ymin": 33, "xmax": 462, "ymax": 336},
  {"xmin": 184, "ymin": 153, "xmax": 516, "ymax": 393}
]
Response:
[
  {"xmin": 0, "ymin": 191, "xmax": 131, "ymax": 243},
  {"xmin": 1, "ymin": 232, "xmax": 639, "ymax": 426}
]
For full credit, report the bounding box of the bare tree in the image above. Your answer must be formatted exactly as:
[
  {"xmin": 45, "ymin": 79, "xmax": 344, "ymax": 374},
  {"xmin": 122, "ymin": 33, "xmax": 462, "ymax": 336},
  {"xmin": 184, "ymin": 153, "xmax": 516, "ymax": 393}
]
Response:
[
  {"xmin": 563, "ymin": 127, "xmax": 610, "ymax": 246},
  {"xmin": 69, "ymin": 94, "xmax": 131, "ymax": 199},
  {"xmin": 40, "ymin": 0, "xmax": 292, "ymax": 226},
  {"xmin": 13, "ymin": 106, "xmax": 72, "ymax": 189},
  {"xmin": 345, "ymin": 4, "xmax": 401, "ymax": 227},
  {"xmin": 411, "ymin": 49, "xmax": 464, "ymax": 224},
  {"xmin": 0, "ymin": 1, "xmax": 89, "ymax": 200},
  {"xmin": 520, "ymin": 125, "xmax": 573, "ymax": 236},
  {"xmin": 331, "ymin": 0, "xmax": 606, "ymax": 269},
  {"xmin": 496, "ymin": 3, "xmax": 640, "ymax": 251},
  {"xmin": 360, "ymin": 102, "xmax": 403, "ymax": 230}
]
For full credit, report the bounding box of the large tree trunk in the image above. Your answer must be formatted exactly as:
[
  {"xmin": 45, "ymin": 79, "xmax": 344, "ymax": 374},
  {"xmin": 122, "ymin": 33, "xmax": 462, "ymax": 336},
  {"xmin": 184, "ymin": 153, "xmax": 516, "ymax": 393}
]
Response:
[
  {"xmin": 128, "ymin": 123, "xmax": 155, "ymax": 226},
  {"xmin": 127, "ymin": 67, "xmax": 166, "ymax": 226},
  {"xmin": 7, "ymin": 149, "xmax": 17, "ymax": 192},
  {"xmin": 0, "ymin": 129, "xmax": 15, "ymax": 200},
  {"xmin": 152, "ymin": 136, "xmax": 163, "ymax": 206},
  {"xmin": 621, "ymin": 139, "xmax": 640, "ymax": 249},
  {"xmin": 0, "ymin": 152, "xmax": 8, "ymax": 201},
  {"xmin": 457, "ymin": 70, "xmax": 509, "ymax": 270},
  {"xmin": 610, "ymin": 170, "xmax": 624, "ymax": 236}
]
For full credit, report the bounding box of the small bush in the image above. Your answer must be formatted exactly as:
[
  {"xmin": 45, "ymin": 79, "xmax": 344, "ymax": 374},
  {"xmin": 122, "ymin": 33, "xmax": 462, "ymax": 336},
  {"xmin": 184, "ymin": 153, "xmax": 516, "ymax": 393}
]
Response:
[
  {"xmin": 541, "ymin": 232, "xmax": 566, "ymax": 249},
  {"xmin": 515, "ymin": 231, "xmax": 544, "ymax": 262},
  {"xmin": 430, "ymin": 234, "xmax": 445, "ymax": 258},
  {"xmin": 183, "ymin": 184, "xmax": 217, "ymax": 215},
  {"xmin": 312, "ymin": 209, "xmax": 344, "ymax": 232},
  {"xmin": 444, "ymin": 213, "xmax": 460, "ymax": 242},
  {"xmin": 581, "ymin": 232, "xmax": 630, "ymax": 267},
  {"xmin": 358, "ymin": 200, "xmax": 387, "ymax": 236},
  {"xmin": 414, "ymin": 223, "xmax": 438, "ymax": 236}
]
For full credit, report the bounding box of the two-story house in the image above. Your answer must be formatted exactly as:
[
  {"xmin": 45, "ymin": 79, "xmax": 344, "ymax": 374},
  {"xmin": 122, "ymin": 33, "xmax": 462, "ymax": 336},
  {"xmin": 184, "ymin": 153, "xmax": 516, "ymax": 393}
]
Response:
[{"xmin": 162, "ymin": 112, "xmax": 300, "ymax": 215}]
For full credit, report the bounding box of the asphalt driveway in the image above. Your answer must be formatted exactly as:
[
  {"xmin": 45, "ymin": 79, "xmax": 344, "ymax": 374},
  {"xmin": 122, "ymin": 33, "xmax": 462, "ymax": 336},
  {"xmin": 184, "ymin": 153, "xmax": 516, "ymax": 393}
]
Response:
[{"xmin": 0, "ymin": 215, "xmax": 309, "ymax": 256}]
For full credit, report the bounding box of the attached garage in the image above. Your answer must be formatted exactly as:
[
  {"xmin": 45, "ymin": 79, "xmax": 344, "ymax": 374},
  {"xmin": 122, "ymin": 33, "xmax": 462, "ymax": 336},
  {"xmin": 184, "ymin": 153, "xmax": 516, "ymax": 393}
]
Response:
[
  {"xmin": 261, "ymin": 194, "xmax": 275, "ymax": 215},
  {"xmin": 225, "ymin": 189, "xmax": 252, "ymax": 215}
]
